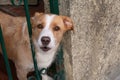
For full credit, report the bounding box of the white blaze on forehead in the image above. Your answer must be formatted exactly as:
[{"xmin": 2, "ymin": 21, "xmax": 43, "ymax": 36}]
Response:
[
  {"xmin": 45, "ymin": 14, "xmax": 55, "ymax": 30},
  {"xmin": 42, "ymin": 14, "xmax": 55, "ymax": 36},
  {"xmin": 38, "ymin": 14, "xmax": 56, "ymax": 48}
]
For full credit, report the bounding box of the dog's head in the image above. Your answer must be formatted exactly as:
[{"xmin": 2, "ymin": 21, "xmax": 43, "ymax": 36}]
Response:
[{"xmin": 31, "ymin": 12, "xmax": 73, "ymax": 53}]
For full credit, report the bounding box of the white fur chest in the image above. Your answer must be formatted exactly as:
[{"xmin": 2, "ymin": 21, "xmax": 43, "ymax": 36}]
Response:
[{"xmin": 35, "ymin": 52, "xmax": 56, "ymax": 69}]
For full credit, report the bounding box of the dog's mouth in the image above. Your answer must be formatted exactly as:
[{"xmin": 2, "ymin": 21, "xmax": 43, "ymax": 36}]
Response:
[{"xmin": 40, "ymin": 46, "xmax": 51, "ymax": 52}]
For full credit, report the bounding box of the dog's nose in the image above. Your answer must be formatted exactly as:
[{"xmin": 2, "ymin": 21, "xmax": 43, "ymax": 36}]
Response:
[{"xmin": 41, "ymin": 36, "xmax": 51, "ymax": 46}]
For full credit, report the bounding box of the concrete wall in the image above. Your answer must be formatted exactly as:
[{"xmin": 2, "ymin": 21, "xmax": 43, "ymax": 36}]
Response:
[{"xmin": 44, "ymin": 0, "xmax": 120, "ymax": 80}]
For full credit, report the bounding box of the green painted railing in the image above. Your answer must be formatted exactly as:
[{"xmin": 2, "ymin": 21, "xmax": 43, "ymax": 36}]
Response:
[
  {"xmin": 49, "ymin": 0, "xmax": 59, "ymax": 15},
  {"xmin": 0, "ymin": 0, "xmax": 65, "ymax": 80},
  {"xmin": 49, "ymin": 0, "xmax": 65, "ymax": 80},
  {"xmin": 23, "ymin": 0, "xmax": 41, "ymax": 80},
  {"xmin": 0, "ymin": 26, "xmax": 13, "ymax": 80},
  {"xmin": 10, "ymin": 0, "xmax": 22, "ymax": 6}
]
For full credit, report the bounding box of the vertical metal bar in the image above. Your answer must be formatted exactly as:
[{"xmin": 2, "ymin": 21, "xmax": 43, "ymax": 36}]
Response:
[
  {"xmin": 49, "ymin": 0, "xmax": 59, "ymax": 15},
  {"xmin": 0, "ymin": 26, "xmax": 13, "ymax": 80},
  {"xmin": 49, "ymin": 0, "xmax": 65, "ymax": 80},
  {"xmin": 23, "ymin": 0, "xmax": 40, "ymax": 80}
]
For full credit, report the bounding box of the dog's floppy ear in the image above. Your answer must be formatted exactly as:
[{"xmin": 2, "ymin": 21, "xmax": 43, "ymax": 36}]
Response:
[{"xmin": 61, "ymin": 16, "xmax": 74, "ymax": 31}]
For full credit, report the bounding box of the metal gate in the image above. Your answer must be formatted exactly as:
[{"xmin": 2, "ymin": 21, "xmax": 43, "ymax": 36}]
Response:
[{"xmin": 0, "ymin": 0, "xmax": 65, "ymax": 80}]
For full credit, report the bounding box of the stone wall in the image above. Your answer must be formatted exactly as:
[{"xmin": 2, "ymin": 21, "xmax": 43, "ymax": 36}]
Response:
[
  {"xmin": 69, "ymin": 0, "xmax": 120, "ymax": 80},
  {"xmin": 44, "ymin": 0, "xmax": 120, "ymax": 80}
]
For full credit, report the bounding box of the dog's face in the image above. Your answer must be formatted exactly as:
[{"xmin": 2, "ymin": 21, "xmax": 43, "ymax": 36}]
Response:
[{"xmin": 31, "ymin": 12, "xmax": 73, "ymax": 53}]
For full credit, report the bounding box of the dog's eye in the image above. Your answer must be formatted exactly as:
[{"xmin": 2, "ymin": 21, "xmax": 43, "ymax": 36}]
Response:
[
  {"xmin": 37, "ymin": 24, "xmax": 43, "ymax": 29},
  {"xmin": 53, "ymin": 26, "xmax": 60, "ymax": 31}
]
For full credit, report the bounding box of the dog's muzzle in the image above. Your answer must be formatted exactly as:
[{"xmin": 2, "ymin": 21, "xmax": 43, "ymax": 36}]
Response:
[
  {"xmin": 40, "ymin": 36, "xmax": 51, "ymax": 52},
  {"xmin": 41, "ymin": 36, "xmax": 50, "ymax": 46}
]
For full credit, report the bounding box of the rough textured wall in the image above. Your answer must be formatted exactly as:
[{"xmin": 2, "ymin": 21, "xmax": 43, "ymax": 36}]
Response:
[
  {"xmin": 60, "ymin": 0, "xmax": 120, "ymax": 80},
  {"xmin": 43, "ymin": 0, "xmax": 50, "ymax": 13}
]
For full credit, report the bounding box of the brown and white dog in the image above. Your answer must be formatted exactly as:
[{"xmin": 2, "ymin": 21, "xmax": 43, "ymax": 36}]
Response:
[{"xmin": 0, "ymin": 11, "xmax": 73, "ymax": 80}]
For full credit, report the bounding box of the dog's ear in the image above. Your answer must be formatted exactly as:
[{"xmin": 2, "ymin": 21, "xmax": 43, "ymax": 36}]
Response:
[
  {"xmin": 31, "ymin": 12, "xmax": 44, "ymax": 20},
  {"xmin": 34, "ymin": 12, "xmax": 44, "ymax": 17},
  {"xmin": 31, "ymin": 12, "xmax": 44, "ymax": 27},
  {"xmin": 61, "ymin": 16, "xmax": 74, "ymax": 31}
]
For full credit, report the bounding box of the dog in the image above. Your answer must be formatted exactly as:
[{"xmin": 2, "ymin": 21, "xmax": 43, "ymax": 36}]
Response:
[{"xmin": 0, "ymin": 11, "xmax": 73, "ymax": 80}]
